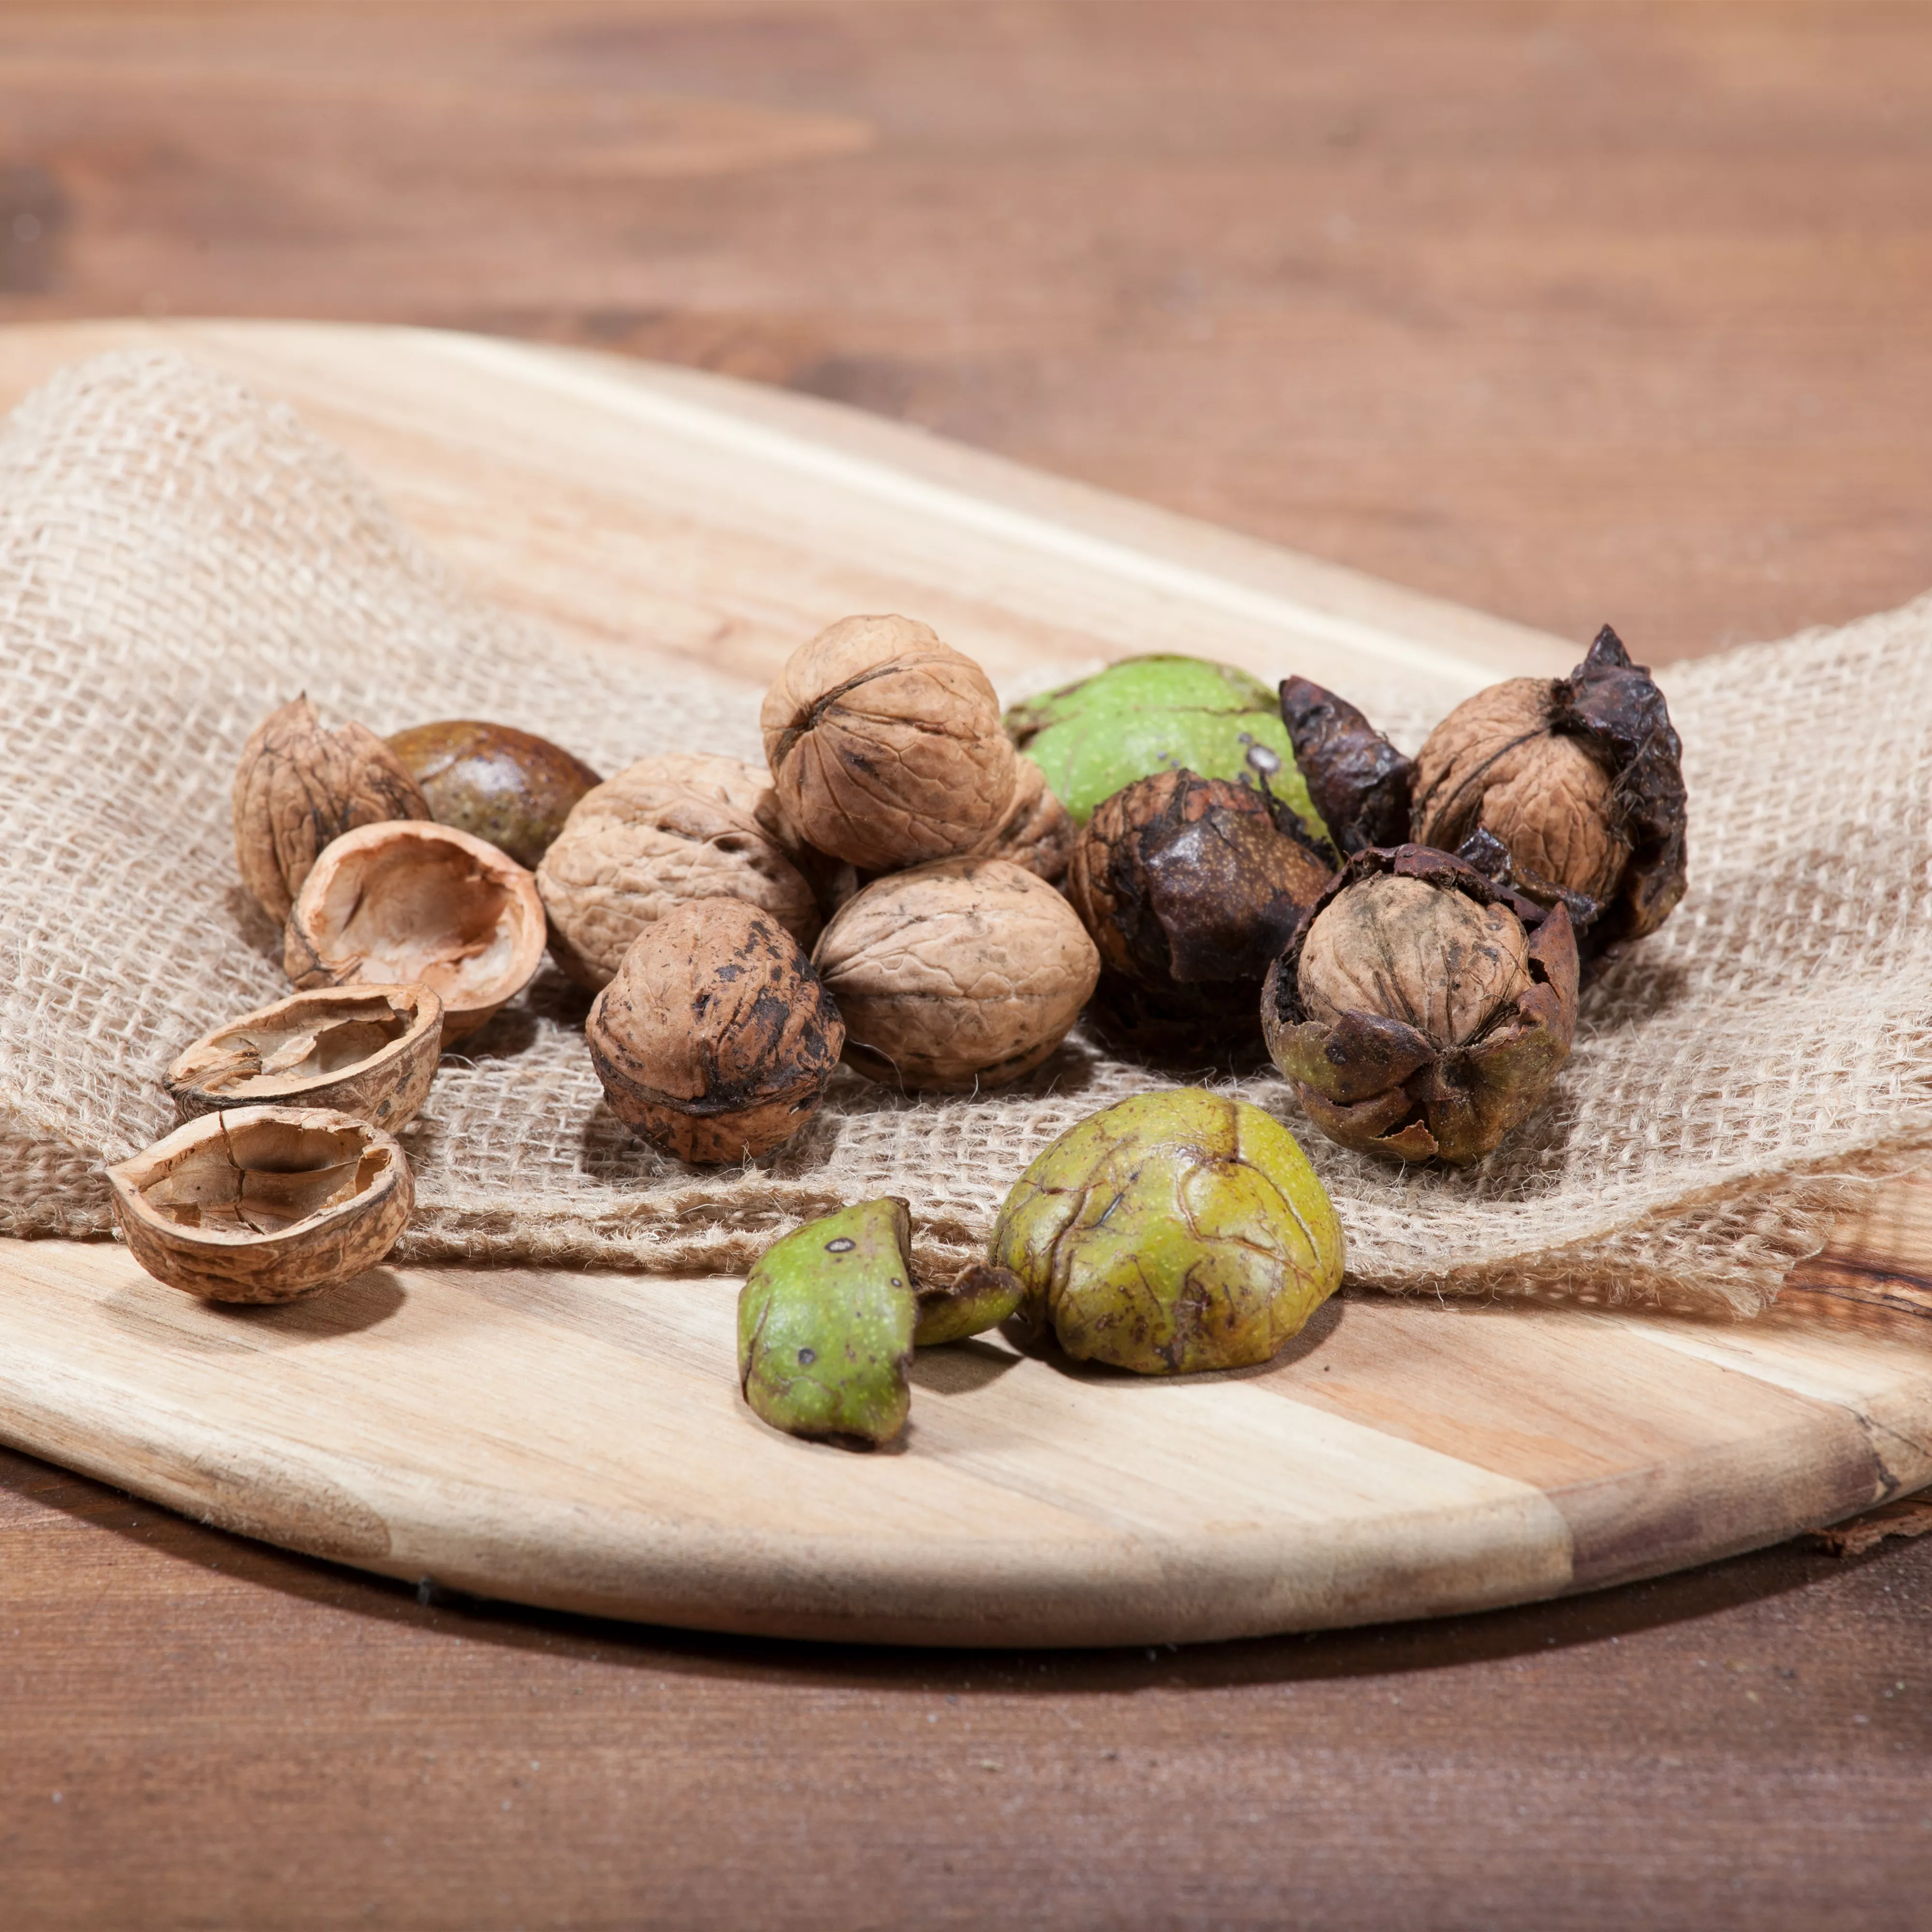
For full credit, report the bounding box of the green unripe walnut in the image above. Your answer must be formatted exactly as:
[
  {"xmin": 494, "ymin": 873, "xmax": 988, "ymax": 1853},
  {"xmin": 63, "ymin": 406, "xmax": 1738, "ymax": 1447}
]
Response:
[
  {"xmin": 1003, "ymin": 655, "xmax": 1328, "ymax": 842},
  {"xmin": 989, "ymin": 1090, "xmax": 1344, "ymax": 1375}
]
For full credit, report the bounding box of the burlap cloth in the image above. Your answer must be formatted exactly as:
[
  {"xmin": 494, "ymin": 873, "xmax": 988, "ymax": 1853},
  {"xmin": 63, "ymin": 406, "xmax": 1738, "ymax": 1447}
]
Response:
[{"xmin": 4, "ymin": 350, "xmax": 1930, "ymax": 1316}]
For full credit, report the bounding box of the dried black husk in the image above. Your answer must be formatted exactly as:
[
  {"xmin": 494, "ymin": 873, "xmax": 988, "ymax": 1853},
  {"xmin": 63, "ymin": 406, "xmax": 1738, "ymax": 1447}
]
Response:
[
  {"xmin": 1067, "ymin": 767, "xmax": 1335, "ymax": 1061},
  {"xmin": 1278, "ymin": 676, "xmax": 1415, "ymax": 855}
]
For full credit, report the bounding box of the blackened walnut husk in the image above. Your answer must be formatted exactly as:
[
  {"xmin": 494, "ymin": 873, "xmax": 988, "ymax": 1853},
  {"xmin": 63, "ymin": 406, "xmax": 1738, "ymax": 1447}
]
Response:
[
  {"xmin": 1262, "ymin": 844, "xmax": 1578, "ymax": 1166},
  {"xmin": 1278, "ymin": 677, "xmax": 1415, "ymax": 856},
  {"xmin": 1066, "ymin": 768, "xmax": 1334, "ymax": 1059}
]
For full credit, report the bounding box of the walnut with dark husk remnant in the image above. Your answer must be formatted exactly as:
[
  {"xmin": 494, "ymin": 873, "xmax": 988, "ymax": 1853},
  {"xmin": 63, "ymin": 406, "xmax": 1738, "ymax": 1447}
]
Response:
[
  {"xmin": 1262, "ymin": 845, "xmax": 1578, "ymax": 1165},
  {"xmin": 1065, "ymin": 767, "xmax": 1333, "ymax": 1060},
  {"xmin": 589, "ymin": 900, "xmax": 844, "ymax": 1163}
]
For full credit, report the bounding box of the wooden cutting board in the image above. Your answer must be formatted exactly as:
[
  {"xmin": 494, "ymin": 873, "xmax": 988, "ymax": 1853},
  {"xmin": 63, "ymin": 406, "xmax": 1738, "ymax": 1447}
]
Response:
[{"xmin": 2, "ymin": 319, "xmax": 1929, "ymax": 1649}]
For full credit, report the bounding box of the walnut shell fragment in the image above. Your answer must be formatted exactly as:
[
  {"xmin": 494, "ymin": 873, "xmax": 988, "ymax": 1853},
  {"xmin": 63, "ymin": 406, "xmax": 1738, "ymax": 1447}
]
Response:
[
  {"xmin": 232, "ymin": 696, "xmax": 433, "ymax": 922},
  {"xmin": 538, "ymin": 755, "xmax": 821, "ymax": 991},
  {"xmin": 760, "ymin": 614, "xmax": 1017, "ymax": 873},
  {"xmin": 587, "ymin": 900, "xmax": 845, "ymax": 1164},
  {"xmin": 107, "ymin": 1105, "xmax": 412, "ymax": 1303},
  {"xmin": 286, "ymin": 821, "xmax": 545, "ymax": 1046},
  {"xmin": 1066, "ymin": 768, "xmax": 1334, "ymax": 1060},
  {"xmin": 386, "ymin": 719, "xmax": 601, "ymax": 870},
  {"xmin": 1262, "ymin": 845, "xmax": 1578, "ymax": 1165},
  {"xmin": 166, "ymin": 983, "xmax": 443, "ymax": 1129}
]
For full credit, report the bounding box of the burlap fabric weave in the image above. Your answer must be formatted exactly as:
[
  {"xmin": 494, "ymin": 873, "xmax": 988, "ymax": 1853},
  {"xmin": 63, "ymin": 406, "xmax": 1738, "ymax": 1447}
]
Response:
[{"xmin": 4, "ymin": 351, "xmax": 1930, "ymax": 1316}]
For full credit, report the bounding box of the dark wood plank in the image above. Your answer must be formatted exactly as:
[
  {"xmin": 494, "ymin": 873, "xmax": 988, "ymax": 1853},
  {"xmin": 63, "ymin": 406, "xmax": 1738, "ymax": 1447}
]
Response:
[{"xmin": 0, "ymin": 1, "xmax": 1927, "ymax": 660}]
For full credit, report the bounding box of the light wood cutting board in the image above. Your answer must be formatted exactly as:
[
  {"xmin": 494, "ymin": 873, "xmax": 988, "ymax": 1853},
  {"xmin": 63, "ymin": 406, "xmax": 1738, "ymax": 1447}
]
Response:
[{"xmin": 1, "ymin": 320, "xmax": 1928, "ymax": 1649}]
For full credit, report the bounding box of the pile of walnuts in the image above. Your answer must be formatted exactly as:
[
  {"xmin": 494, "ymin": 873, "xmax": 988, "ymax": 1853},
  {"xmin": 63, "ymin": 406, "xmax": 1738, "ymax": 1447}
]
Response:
[{"xmin": 114, "ymin": 610, "xmax": 1689, "ymax": 1308}]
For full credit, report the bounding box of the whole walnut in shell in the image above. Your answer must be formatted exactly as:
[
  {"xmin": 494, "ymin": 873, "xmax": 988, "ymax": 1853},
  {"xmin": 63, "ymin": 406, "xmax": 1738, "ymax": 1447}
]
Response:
[
  {"xmin": 760, "ymin": 614, "xmax": 1017, "ymax": 873},
  {"xmin": 812, "ymin": 857, "xmax": 1099, "ymax": 1093},
  {"xmin": 286, "ymin": 821, "xmax": 546, "ymax": 1045},
  {"xmin": 537, "ymin": 755, "xmax": 821, "ymax": 991},
  {"xmin": 233, "ymin": 696, "xmax": 432, "ymax": 921},
  {"xmin": 1066, "ymin": 768, "xmax": 1333, "ymax": 1060},
  {"xmin": 588, "ymin": 900, "xmax": 845, "ymax": 1164},
  {"xmin": 1262, "ymin": 845, "xmax": 1578, "ymax": 1166}
]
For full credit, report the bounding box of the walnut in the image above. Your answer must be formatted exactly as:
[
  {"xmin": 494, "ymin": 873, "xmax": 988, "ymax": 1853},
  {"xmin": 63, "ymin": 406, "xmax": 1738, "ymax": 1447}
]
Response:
[
  {"xmin": 166, "ymin": 984, "xmax": 443, "ymax": 1130},
  {"xmin": 537, "ymin": 756, "xmax": 822, "ymax": 991},
  {"xmin": 106, "ymin": 1105, "xmax": 412, "ymax": 1303},
  {"xmin": 811, "ymin": 856, "xmax": 1099, "ymax": 1093},
  {"xmin": 285, "ymin": 821, "xmax": 546, "ymax": 1045},
  {"xmin": 970, "ymin": 755, "xmax": 1076, "ymax": 886},
  {"xmin": 232, "ymin": 696, "xmax": 432, "ymax": 921},
  {"xmin": 1065, "ymin": 768, "xmax": 1333, "ymax": 1060},
  {"xmin": 587, "ymin": 900, "xmax": 845, "ymax": 1163},
  {"xmin": 1263, "ymin": 845, "xmax": 1578, "ymax": 1165},
  {"xmin": 386, "ymin": 719, "xmax": 601, "ymax": 870},
  {"xmin": 759, "ymin": 614, "xmax": 1017, "ymax": 872}
]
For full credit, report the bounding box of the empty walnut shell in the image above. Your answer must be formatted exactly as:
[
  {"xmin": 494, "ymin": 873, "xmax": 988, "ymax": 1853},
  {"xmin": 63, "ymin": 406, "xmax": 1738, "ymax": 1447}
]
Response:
[
  {"xmin": 1262, "ymin": 845, "xmax": 1578, "ymax": 1166},
  {"xmin": 812, "ymin": 856, "xmax": 1099, "ymax": 1093},
  {"xmin": 1065, "ymin": 768, "xmax": 1334, "ymax": 1061},
  {"xmin": 760, "ymin": 614, "xmax": 1017, "ymax": 873},
  {"xmin": 538, "ymin": 755, "xmax": 822, "ymax": 991},
  {"xmin": 232, "ymin": 696, "xmax": 433, "ymax": 922},
  {"xmin": 587, "ymin": 899, "xmax": 845, "ymax": 1164},
  {"xmin": 106, "ymin": 1105, "xmax": 413, "ymax": 1303},
  {"xmin": 285, "ymin": 821, "xmax": 545, "ymax": 1046},
  {"xmin": 386, "ymin": 719, "xmax": 601, "ymax": 870},
  {"xmin": 165, "ymin": 984, "xmax": 443, "ymax": 1129},
  {"xmin": 970, "ymin": 755, "xmax": 1077, "ymax": 887}
]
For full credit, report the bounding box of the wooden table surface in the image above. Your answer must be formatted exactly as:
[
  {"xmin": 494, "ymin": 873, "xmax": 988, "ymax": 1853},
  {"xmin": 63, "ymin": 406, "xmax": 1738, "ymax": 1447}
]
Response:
[{"xmin": 1, "ymin": 4, "xmax": 1929, "ymax": 1926}]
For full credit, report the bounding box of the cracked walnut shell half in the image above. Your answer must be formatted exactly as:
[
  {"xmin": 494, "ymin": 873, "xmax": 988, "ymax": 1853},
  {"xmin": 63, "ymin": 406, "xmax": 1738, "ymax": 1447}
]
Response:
[
  {"xmin": 285, "ymin": 821, "xmax": 545, "ymax": 1046},
  {"xmin": 107, "ymin": 1105, "xmax": 412, "ymax": 1303},
  {"xmin": 1262, "ymin": 845, "xmax": 1578, "ymax": 1166},
  {"xmin": 165, "ymin": 983, "xmax": 443, "ymax": 1129}
]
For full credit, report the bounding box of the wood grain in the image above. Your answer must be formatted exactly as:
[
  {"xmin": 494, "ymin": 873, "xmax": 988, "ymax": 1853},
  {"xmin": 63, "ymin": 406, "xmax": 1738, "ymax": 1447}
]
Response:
[
  {"xmin": 1, "ymin": 1, "xmax": 1928, "ymax": 662},
  {"xmin": 0, "ymin": 321, "xmax": 1927, "ymax": 1655}
]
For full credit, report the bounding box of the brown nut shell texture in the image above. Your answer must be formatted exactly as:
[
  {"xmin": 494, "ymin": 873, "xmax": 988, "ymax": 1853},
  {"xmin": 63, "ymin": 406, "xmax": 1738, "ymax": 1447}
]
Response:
[
  {"xmin": 285, "ymin": 821, "xmax": 546, "ymax": 1046},
  {"xmin": 166, "ymin": 983, "xmax": 443, "ymax": 1130},
  {"xmin": 387, "ymin": 719, "xmax": 601, "ymax": 871},
  {"xmin": 232, "ymin": 695, "xmax": 433, "ymax": 921},
  {"xmin": 759, "ymin": 614, "xmax": 1017, "ymax": 873},
  {"xmin": 587, "ymin": 900, "xmax": 845, "ymax": 1164},
  {"xmin": 813, "ymin": 856, "xmax": 1099, "ymax": 1093},
  {"xmin": 538, "ymin": 755, "xmax": 822, "ymax": 991},
  {"xmin": 970, "ymin": 754, "xmax": 1077, "ymax": 887},
  {"xmin": 107, "ymin": 1105, "xmax": 412, "ymax": 1304},
  {"xmin": 1262, "ymin": 845, "xmax": 1578, "ymax": 1166},
  {"xmin": 1066, "ymin": 768, "xmax": 1333, "ymax": 1059}
]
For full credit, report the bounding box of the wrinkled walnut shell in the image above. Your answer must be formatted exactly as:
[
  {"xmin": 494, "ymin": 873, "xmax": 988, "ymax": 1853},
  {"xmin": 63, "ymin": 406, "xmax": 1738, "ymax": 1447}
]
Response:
[
  {"xmin": 588, "ymin": 900, "xmax": 845, "ymax": 1164},
  {"xmin": 107, "ymin": 1105, "xmax": 412, "ymax": 1303},
  {"xmin": 538, "ymin": 755, "xmax": 821, "ymax": 991},
  {"xmin": 166, "ymin": 983, "xmax": 443, "ymax": 1129},
  {"xmin": 387, "ymin": 719, "xmax": 601, "ymax": 870},
  {"xmin": 812, "ymin": 856, "xmax": 1099, "ymax": 1093},
  {"xmin": 970, "ymin": 755, "xmax": 1077, "ymax": 886},
  {"xmin": 285, "ymin": 821, "xmax": 545, "ymax": 1046},
  {"xmin": 1262, "ymin": 845, "xmax": 1578, "ymax": 1166},
  {"xmin": 760, "ymin": 614, "xmax": 1017, "ymax": 872},
  {"xmin": 232, "ymin": 696, "xmax": 432, "ymax": 921},
  {"xmin": 1066, "ymin": 768, "xmax": 1333, "ymax": 1060}
]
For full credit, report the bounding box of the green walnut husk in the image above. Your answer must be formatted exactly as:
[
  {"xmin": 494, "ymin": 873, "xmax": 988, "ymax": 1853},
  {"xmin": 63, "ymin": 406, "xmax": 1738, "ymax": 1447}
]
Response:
[
  {"xmin": 1003, "ymin": 656, "xmax": 1328, "ymax": 842},
  {"xmin": 738, "ymin": 1199, "xmax": 1023, "ymax": 1445},
  {"xmin": 989, "ymin": 1090, "xmax": 1344, "ymax": 1375}
]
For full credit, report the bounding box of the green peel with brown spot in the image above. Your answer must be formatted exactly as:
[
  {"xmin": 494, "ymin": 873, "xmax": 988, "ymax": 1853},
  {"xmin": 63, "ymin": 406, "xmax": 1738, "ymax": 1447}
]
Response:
[
  {"xmin": 738, "ymin": 1197, "xmax": 919, "ymax": 1446},
  {"xmin": 989, "ymin": 1090, "xmax": 1344, "ymax": 1375}
]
